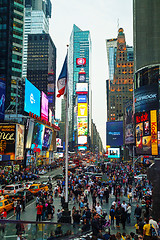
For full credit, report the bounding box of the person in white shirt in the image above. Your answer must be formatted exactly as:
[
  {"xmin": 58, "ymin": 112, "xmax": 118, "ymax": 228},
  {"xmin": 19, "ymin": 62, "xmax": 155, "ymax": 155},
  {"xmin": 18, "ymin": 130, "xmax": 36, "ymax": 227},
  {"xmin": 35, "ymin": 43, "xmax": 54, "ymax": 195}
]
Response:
[
  {"xmin": 95, "ymin": 202, "xmax": 102, "ymax": 215},
  {"xmin": 126, "ymin": 203, "xmax": 132, "ymax": 223},
  {"xmin": 149, "ymin": 216, "xmax": 159, "ymax": 235},
  {"xmin": 121, "ymin": 200, "xmax": 127, "ymax": 212}
]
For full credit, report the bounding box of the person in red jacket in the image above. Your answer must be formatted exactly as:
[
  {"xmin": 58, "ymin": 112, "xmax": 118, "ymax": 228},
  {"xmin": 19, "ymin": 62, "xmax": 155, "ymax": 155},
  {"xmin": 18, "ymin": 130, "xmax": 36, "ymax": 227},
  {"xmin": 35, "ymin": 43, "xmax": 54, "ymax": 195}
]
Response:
[
  {"xmin": 1, "ymin": 208, "xmax": 7, "ymax": 219},
  {"xmin": 36, "ymin": 202, "xmax": 43, "ymax": 221}
]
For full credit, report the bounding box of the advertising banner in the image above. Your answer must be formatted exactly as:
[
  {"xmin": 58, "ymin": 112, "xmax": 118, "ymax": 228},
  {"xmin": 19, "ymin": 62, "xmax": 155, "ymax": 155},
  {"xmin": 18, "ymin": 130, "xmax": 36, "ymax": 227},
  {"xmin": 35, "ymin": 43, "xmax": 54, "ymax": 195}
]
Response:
[
  {"xmin": 77, "ymin": 117, "xmax": 88, "ymax": 135},
  {"xmin": 78, "ymin": 95, "xmax": 87, "ymax": 103},
  {"xmin": 31, "ymin": 122, "xmax": 45, "ymax": 152},
  {"xmin": 108, "ymin": 148, "xmax": 120, "ymax": 158},
  {"xmin": 150, "ymin": 110, "xmax": 158, "ymax": 155},
  {"xmin": 0, "ymin": 124, "xmax": 16, "ymax": 160},
  {"xmin": 78, "ymin": 135, "xmax": 87, "ymax": 145},
  {"xmin": 41, "ymin": 92, "xmax": 48, "ymax": 121},
  {"xmin": 15, "ymin": 124, "xmax": 24, "ymax": 160},
  {"xmin": 124, "ymin": 101, "xmax": 134, "ymax": 144},
  {"xmin": 76, "ymin": 83, "xmax": 88, "ymax": 94},
  {"xmin": 0, "ymin": 79, "xmax": 6, "ymax": 120},
  {"xmin": 56, "ymin": 138, "xmax": 62, "ymax": 147},
  {"xmin": 76, "ymin": 58, "xmax": 86, "ymax": 66},
  {"xmin": 78, "ymin": 73, "xmax": 86, "ymax": 83},
  {"xmin": 78, "ymin": 103, "xmax": 88, "ymax": 117},
  {"xmin": 106, "ymin": 121, "xmax": 123, "ymax": 147},
  {"xmin": 24, "ymin": 78, "xmax": 40, "ymax": 116},
  {"xmin": 42, "ymin": 127, "xmax": 52, "ymax": 149},
  {"xmin": 26, "ymin": 119, "xmax": 34, "ymax": 149},
  {"xmin": 134, "ymin": 84, "xmax": 158, "ymax": 113}
]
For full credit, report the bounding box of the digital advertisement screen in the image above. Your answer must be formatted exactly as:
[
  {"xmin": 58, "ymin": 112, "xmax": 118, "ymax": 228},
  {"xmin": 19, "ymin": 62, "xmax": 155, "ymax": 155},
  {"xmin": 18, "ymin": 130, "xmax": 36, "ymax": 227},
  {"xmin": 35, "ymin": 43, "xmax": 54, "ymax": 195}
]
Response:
[
  {"xmin": 42, "ymin": 127, "xmax": 52, "ymax": 149},
  {"xmin": 41, "ymin": 92, "xmax": 48, "ymax": 121},
  {"xmin": 134, "ymin": 83, "xmax": 158, "ymax": 113},
  {"xmin": 24, "ymin": 78, "xmax": 40, "ymax": 116},
  {"xmin": 135, "ymin": 111, "xmax": 158, "ymax": 155},
  {"xmin": 106, "ymin": 121, "xmax": 123, "ymax": 147},
  {"xmin": 56, "ymin": 138, "xmax": 62, "ymax": 147},
  {"xmin": 78, "ymin": 95, "xmax": 87, "ymax": 103},
  {"xmin": 108, "ymin": 148, "xmax": 120, "ymax": 158},
  {"xmin": 76, "ymin": 58, "xmax": 86, "ymax": 66},
  {"xmin": 78, "ymin": 136, "xmax": 87, "ymax": 145},
  {"xmin": 0, "ymin": 124, "xmax": 16, "ymax": 160},
  {"xmin": 124, "ymin": 101, "xmax": 134, "ymax": 144},
  {"xmin": 78, "ymin": 73, "xmax": 86, "ymax": 83},
  {"xmin": 78, "ymin": 103, "xmax": 88, "ymax": 117},
  {"xmin": 31, "ymin": 122, "xmax": 45, "ymax": 152},
  {"xmin": 0, "ymin": 79, "xmax": 6, "ymax": 120},
  {"xmin": 15, "ymin": 124, "xmax": 24, "ymax": 160},
  {"xmin": 77, "ymin": 117, "xmax": 88, "ymax": 135},
  {"xmin": 76, "ymin": 83, "xmax": 88, "ymax": 94},
  {"xmin": 26, "ymin": 119, "xmax": 34, "ymax": 149},
  {"xmin": 78, "ymin": 146, "xmax": 87, "ymax": 151}
]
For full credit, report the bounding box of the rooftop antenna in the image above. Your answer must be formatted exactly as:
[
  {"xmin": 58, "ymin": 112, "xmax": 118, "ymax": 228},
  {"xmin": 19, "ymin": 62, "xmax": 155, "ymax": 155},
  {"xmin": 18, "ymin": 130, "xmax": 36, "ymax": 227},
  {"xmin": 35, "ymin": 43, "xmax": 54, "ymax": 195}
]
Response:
[{"xmin": 117, "ymin": 18, "xmax": 119, "ymax": 31}]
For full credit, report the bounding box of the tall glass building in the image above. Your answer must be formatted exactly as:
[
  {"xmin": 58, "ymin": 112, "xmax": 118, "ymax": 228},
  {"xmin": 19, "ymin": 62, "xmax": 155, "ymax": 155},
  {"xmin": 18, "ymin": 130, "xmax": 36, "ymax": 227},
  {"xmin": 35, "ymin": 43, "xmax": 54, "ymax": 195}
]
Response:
[
  {"xmin": 22, "ymin": 0, "xmax": 52, "ymax": 77},
  {"xmin": 68, "ymin": 25, "xmax": 92, "ymax": 150}
]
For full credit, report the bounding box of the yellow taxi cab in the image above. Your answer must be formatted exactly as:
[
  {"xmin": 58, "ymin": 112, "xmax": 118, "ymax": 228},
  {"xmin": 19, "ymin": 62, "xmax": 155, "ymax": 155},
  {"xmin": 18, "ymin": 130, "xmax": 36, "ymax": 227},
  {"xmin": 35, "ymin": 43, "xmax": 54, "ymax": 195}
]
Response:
[
  {"xmin": 0, "ymin": 197, "xmax": 13, "ymax": 214},
  {"xmin": 28, "ymin": 183, "xmax": 48, "ymax": 195}
]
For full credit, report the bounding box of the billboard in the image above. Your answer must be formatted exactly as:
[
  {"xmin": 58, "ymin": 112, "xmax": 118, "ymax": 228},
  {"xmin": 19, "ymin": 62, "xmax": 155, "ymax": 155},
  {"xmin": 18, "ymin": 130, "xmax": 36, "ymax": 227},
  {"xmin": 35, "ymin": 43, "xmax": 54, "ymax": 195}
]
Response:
[
  {"xmin": 41, "ymin": 92, "xmax": 48, "ymax": 121},
  {"xmin": 76, "ymin": 58, "xmax": 86, "ymax": 66},
  {"xmin": 108, "ymin": 148, "xmax": 120, "ymax": 158},
  {"xmin": 0, "ymin": 124, "xmax": 16, "ymax": 160},
  {"xmin": 24, "ymin": 78, "xmax": 40, "ymax": 116},
  {"xmin": 78, "ymin": 103, "xmax": 87, "ymax": 117},
  {"xmin": 124, "ymin": 101, "xmax": 134, "ymax": 144},
  {"xmin": 31, "ymin": 122, "xmax": 45, "ymax": 152},
  {"xmin": 77, "ymin": 117, "xmax": 88, "ymax": 135},
  {"xmin": 135, "ymin": 111, "xmax": 158, "ymax": 155},
  {"xmin": 78, "ymin": 146, "xmax": 87, "ymax": 151},
  {"xmin": 78, "ymin": 73, "xmax": 86, "ymax": 83},
  {"xmin": 106, "ymin": 121, "xmax": 123, "ymax": 147},
  {"xmin": 78, "ymin": 136, "xmax": 87, "ymax": 145},
  {"xmin": 56, "ymin": 138, "xmax": 62, "ymax": 147},
  {"xmin": 0, "ymin": 79, "xmax": 6, "ymax": 120},
  {"xmin": 42, "ymin": 127, "xmax": 52, "ymax": 149},
  {"xmin": 15, "ymin": 124, "xmax": 24, "ymax": 160},
  {"xmin": 134, "ymin": 84, "xmax": 158, "ymax": 113},
  {"xmin": 26, "ymin": 119, "xmax": 34, "ymax": 149},
  {"xmin": 76, "ymin": 83, "xmax": 88, "ymax": 94},
  {"xmin": 78, "ymin": 95, "xmax": 87, "ymax": 103}
]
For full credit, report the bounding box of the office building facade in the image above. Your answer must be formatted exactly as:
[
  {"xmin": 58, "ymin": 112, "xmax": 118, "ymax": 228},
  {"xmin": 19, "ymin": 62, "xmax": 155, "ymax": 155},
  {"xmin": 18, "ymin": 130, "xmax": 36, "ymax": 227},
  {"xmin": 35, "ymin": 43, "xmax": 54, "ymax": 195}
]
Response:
[
  {"xmin": 27, "ymin": 33, "xmax": 56, "ymax": 117},
  {"xmin": 106, "ymin": 28, "xmax": 134, "ymax": 122},
  {"xmin": 0, "ymin": 0, "xmax": 24, "ymax": 113},
  {"xmin": 68, "ymin": 25, "xmax": 92, "ymax": 150},
  {"xmin": 22, "ymin": 0, "xmax": 52, "ymax": 77}
]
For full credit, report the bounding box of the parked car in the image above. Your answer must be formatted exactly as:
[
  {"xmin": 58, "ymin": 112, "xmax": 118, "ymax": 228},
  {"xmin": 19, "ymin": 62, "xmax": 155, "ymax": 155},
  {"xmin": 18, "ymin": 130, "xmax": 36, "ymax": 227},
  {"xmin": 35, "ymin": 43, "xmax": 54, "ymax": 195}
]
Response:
[
  {"xmin": 3, "ymin": 184, "xmax": 24, "ymax": 197},
  {"xmin": 14, "ymin": 190, "xmax": 34, "ymax": 203}
]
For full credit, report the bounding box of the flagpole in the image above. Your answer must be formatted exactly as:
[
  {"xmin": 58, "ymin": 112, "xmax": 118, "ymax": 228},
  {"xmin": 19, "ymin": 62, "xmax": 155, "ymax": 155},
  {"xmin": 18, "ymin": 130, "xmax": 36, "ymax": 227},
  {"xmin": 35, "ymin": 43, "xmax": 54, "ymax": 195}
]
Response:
[{"xmin": 65, "ymin": 45, "xmax": 69, "ymax": 204}]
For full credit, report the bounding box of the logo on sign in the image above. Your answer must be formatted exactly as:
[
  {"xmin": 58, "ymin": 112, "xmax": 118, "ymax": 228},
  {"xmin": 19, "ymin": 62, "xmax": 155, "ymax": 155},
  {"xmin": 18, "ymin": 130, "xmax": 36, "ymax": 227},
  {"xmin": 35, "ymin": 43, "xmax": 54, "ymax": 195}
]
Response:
[
  {"xmin": 76, "ymin": 58, "xmax": 86, "ymax": 66},
  {"xmin": 30, "ymin": 93, "xmax": 35, "ymax": 104}
]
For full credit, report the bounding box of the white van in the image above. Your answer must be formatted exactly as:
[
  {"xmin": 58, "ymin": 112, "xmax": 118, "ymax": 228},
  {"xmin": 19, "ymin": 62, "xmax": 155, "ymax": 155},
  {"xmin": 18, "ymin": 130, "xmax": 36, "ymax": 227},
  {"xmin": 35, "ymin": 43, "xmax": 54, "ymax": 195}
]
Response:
[{"xmin": 3, "ymin": 184, "xmax": 24, "ymax": 196}]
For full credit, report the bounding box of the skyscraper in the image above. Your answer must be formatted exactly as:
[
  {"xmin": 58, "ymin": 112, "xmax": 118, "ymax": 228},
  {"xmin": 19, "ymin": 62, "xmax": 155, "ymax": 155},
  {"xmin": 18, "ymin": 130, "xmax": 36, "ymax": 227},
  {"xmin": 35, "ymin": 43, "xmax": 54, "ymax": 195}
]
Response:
[
  {"xmin": 68, "ymin": 25, "xmax": 92, "ymax": 150},
  {"xmin": 22, "ymin": 0, "xmax": 52, "ymax": 77},
  {"xmin": 106, "ymin": 28, "xmax": 134, "ymax": 122},
  {"xmin": 27, "ymin": 33, "xmax": 56, "ymax": 117},
  {"xmin": 0, "ymin": 0, "xmax": 24, "ymax": 113}
]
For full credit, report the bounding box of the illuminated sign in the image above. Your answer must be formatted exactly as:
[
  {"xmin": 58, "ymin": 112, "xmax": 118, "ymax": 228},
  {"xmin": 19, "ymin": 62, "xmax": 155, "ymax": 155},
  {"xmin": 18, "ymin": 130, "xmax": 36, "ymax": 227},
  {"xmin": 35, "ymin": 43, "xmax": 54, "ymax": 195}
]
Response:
[
  {"xmin": 15, "ymin": 124, "xmax": 24, "ymax": 160},
  {"xmin": 108, "ymin": 148, "xmax": 120, "ymax": 158},
  {"xmin": 42, "ymin": 127, "xmax": 52, "ymax": 149},
  {"xmin": 78, "ymin": 95, "xmax": 87, "ymax": 103},
  {"xmin": 31, "ymin": 122, "xmax": 45, "ymax": 153},
  {"xmin": 106, "ymin": 121, "xmax": 123, "ymax": 146},
  {"xmin": 77, "ymin": 117, "xmax": 88, "ymax": 135},
  {"xmin": 78, "ymin": 146, "xmax": 87, "ymax": 151},
  {"xmin": 76, "ymin": 83, "xmax": 88, "ymax": 94},
  {"xmin": 78, "ymin": 103, "xmax": 87, "ymax": 117},
  {"xmin": 0, "ymin": 79, "xmax": 6, "ymax": 120},
  {"xmin": 76, "ymin": 58, "xmax": 86, "ymax": 66},
  {"xmin": 78, "ymin": 136, "xmax": 87, "ymax": 145},
  {"xmin": 78, "ymin": 73, "xmax": 86, "ymax": 83},
  {"xmin": 0, "ymin": 124, "xmax": 16, "ymax": 160},
  {"xmin": 150, "ymin": 110, "xmax": 158, "ymax": 155},
  {"xmin": 56, "ymin": 138, "xmax": 62, "ymax": 147},
  {"xmin": 24, "ymin": 78, "xmax": 40, "ymax": 116},
  {"xmin": 41, "ymin": 92, "xmax": 48, "ymax": 121}
]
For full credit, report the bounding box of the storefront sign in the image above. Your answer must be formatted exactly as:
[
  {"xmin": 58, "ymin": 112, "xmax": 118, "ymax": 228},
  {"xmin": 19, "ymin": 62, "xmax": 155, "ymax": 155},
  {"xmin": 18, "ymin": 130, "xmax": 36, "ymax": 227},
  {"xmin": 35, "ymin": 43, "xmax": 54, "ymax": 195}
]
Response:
[{"xmin": 150, "ymin": 110, "xmax": 158, "ymax": 155}]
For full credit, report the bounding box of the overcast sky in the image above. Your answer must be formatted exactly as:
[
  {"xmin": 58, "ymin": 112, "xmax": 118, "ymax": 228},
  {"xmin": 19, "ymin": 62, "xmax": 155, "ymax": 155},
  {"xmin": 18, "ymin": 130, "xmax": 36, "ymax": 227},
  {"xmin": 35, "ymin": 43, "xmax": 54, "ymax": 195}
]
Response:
[{"xmin": 49, "ymin": 0, "xmax": 133, "ymax": 148}]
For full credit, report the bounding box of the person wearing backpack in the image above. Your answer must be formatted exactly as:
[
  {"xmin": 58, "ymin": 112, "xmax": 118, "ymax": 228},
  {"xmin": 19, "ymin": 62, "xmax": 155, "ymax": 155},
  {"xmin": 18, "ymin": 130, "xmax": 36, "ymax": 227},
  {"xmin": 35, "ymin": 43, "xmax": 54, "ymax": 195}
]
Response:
[
  {"xmin": 149, "ymin": 216, "xmax": 158, "ymax": 236},
  {"xmin": 16, "ymin": 201, "xmax": 22, "ymax": 221}
]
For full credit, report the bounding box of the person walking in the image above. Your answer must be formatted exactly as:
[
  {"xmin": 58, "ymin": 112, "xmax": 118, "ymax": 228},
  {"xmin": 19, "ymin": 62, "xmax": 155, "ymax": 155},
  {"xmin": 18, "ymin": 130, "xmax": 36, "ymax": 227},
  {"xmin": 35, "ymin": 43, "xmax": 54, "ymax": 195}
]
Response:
[
  {"xmin": 16, "ymin": 201, "xmax": 21, "ymax": 221},
  {"xmin": 126, "ymin": 203, "xmax": 132, "ymax": 224},
  {"xmin": 134, "ymin": 204, "xmax": 141, "ymax": 223},
  {"xmin": 36, "ymin": 202, "xmax": 43, "ymax": 221}
]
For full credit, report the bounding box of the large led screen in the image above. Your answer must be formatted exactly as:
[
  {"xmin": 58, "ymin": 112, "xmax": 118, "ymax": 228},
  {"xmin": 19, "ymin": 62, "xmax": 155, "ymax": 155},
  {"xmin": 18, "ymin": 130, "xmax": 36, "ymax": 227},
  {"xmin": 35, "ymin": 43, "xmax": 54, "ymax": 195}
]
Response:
[
  {"xmin": 15, "ymin": 124, "xmax": 24, "ymax": 160},
  {"xmin": 24, "ymin": 78, "xmax": 40, "ymax": 116},
  {"xmin": 78, "ymin": 136, "xmax": 87, "ymax": 145},
  {"xmin": 41, "ymin": 92, "xmax": 48, "ymax": 121},
  {"xmin": 31, "ymin": 122, "xmax": 45, "ymax": 152},
  {"xmin": 26, "ymin": 119, "xmax": 34, "ymax": 149},
  {"xmin": 0, "ymin": 124, "xmax": 16, "ymax": 160},
  {"xmin": 108, "ymin": 148, "xmax": 120, "ymax": 158},
  {"xmin": 0, "ymin": 79, "xmax": 6, "ymax": 120},
  {"xmin": 77, "ymin": 117, "xmax": 88, "ymax": 135},
  {"xmin": 78, "ymin": 103, "xmax": 87, "ymax": 117},
  {"xmin": 124, "ymin": 101, "xmax": 134, "ymax": 144},
  {"xmin": 78, "ymin": 95, "xmax": 87, "ymax": 103},
  {"xmin": 42, "ymin": 127, "xmax": 52, "ymax": 149},
  {"xmin": 106, "ymin": 121, "xmax": 123, "ymax": 147},
  {"xmin": 76, "ymin": 83, "xmax": 88, "ymax": 94}
]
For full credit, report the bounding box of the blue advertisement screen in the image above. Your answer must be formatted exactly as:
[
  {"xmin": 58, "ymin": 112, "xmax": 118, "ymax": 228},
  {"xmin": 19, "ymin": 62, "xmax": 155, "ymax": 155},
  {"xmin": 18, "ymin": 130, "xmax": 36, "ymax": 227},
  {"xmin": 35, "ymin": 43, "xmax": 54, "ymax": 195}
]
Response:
[
  {"xmin": 106, "ymin": 121, "xmax": 123, "ymax": 147},
  {"xmin": 78, "ymin": 95, "xmax": 87, "ymax": 103},
  {"xmin": 31, "ymin": 122, "xmax": 45, "ymax": 152},
  {"xmin": 0, "ymin": 79, "xmax": 6, "ymax": 120},
  {"xmin": 24, "ymin": 78, "xmax": 40, "ymax": 116}
]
